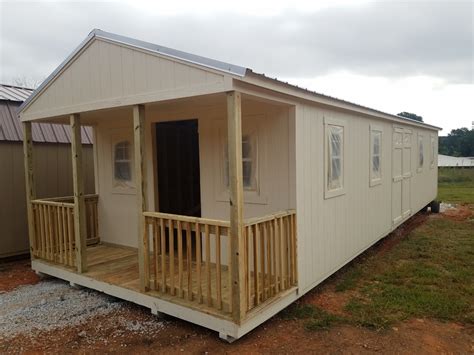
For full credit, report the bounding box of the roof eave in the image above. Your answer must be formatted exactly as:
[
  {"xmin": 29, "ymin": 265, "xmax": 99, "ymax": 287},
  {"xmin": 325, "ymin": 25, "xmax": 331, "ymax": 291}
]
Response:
[{"xmin": 245, "ymin": 71, "xmax": 442, "ymax": 131}]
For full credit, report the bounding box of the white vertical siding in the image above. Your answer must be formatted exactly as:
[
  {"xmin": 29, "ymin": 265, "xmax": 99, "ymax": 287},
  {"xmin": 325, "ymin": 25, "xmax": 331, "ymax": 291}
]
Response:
[{"xmin": 295, "ymin": 102, "xmax": 438, "ymax": 294}]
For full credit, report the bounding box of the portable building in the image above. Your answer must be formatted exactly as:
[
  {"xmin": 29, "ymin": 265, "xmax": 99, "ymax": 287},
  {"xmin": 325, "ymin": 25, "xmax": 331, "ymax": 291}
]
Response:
[
  {"xmin": 19, "ymin": 30, "xmax": 439, "ymax": 341},
  {"xmin": 0, "ymin": 84, "xmax": 95, "ymax": 258}
]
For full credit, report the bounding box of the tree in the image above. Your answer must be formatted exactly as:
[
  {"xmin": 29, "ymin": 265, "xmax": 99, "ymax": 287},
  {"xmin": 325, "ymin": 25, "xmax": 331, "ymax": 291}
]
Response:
[
  {"xmin": 439, "ymin": 128, "xmax": 474, "ymax": 157},
  {"xmin": 397, "ymin": 111, "xmax": 423, "ymax": 122}
]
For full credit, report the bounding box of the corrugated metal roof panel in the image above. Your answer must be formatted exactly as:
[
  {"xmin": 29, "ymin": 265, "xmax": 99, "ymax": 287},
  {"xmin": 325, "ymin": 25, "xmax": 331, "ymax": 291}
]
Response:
[
  {"xmin": 51, "ymin": 124, "xmax": 69, "ymax": 143},
  {"xmin": 0, "ymin": 84, "xmax": 33, "ymax": 102},
  {"xmin": 0, "ymin": 99, "xmax": 92, "ymax": 144}
]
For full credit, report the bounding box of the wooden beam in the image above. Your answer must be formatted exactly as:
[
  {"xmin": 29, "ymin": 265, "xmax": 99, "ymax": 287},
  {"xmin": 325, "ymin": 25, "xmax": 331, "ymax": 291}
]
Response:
[
  {"xmin": 70, "ymin": 114, "xmax": 87, "ymax": 273},
  {"xmin": 227, "ymin": 91, "xmax": 246, "ymax": 322},
  {"xmin": 133, "ymin": 104, "xmax": 149, "ymax": 292},
  {"xmin": 23, "ymin": 121, "xmax": 36, "ymax": 259}
]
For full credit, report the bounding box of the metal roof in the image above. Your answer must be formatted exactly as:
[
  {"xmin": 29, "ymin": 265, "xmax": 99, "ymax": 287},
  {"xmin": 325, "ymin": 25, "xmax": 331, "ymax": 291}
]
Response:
[
  {"xmin": 1, "ymin": 84, "xmax": 92, "ymax": 144},
  {"xmin": 0, "ymin": 84, "xmax": 33, "ymax": 102}
]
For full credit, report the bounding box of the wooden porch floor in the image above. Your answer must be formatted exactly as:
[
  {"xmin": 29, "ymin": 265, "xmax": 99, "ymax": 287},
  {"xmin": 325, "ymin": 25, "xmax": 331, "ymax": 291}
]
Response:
[{"xmin": 83, "ymin": 244, "xmax": 232, "ymax": 318}]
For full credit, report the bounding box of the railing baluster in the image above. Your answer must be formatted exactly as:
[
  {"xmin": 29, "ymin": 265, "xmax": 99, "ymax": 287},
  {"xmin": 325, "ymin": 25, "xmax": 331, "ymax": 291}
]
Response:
[
  {"xmin": 57, "ymin": 205, "xmax": 63, "ymax": 264},
  {"xmin": 286, "ymin": 216, "xmax": 291, "ymax": 286},
  {"xmin": 252, "ymin": 224, "xmax": 259, "ymax": 307},
  {"xmin": 186, "ymin": 221, "xmax": 192, "ymax": 301},
  {"xmin": 264, "ymin": 221, "xmax": 270, "ymax": 300},
  {"xmin": 227, "ymin": 226, "xmax": 232, "ymax": 313},
  {"xmin": 47, "ymin": 205, "xmax": 53, "ymax": 261},
  {"xmin": 216, "ymin": 225, "xmax": 222, "ymax": 310},
  {"xmin": 279, "ymin": 217, "xmax": 285, "ymax": 290},
  {"xmin": 67, "ymin": 207, "xmax": 73, "ymax": 266},
  {"xmin": 196, "ymin": 222, "xmax": 202, "ymax": 304},
  {"xmin": 205, "ymin": 223, "xmax": 211, "ymax": 307},
  {"xmin": 62, "ymin": 206, "xmax": 67, "ymax": 265},
  {"xmin": 160, "ymin": 218, "xmax": 166, "ymax": 293},
  {"xmin": 169, "ymin": 219, "xmax": 175, "ymax": 296},
  {"xmin": 177, "ymin": 220, "xmax": 184, "ymax": 298},
  {"xmin": 274, "ymin": 217, "xmax": 280, "ymax": 293},
  {"xmin": 153, "ymin": 218, "xmax": 159, "ymax": 291},
  {"xmin": 245, "ymin": 225, "xmax": 251, "ymax": 310}
]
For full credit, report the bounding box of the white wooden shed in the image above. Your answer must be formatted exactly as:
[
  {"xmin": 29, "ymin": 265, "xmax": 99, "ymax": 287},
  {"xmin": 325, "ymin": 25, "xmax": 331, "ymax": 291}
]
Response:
[{"xmin": 19, "ymin": 29, "xmax": 440, "ymax": 341}]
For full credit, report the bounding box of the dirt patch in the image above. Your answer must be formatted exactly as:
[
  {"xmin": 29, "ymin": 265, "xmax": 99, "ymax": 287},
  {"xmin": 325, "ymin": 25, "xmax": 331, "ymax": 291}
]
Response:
[
  {"xmin": 305, "ymin": 289, "xmax": 355, "ymax": 316},
  {"xmin": 2, "ymin": 309, "xmax": 472, "ymax": 353},
  {"xmin": 441, "ymin": 203, "xmax": 473, "ymax": 221},
  {"xmin": 0, "ymin": 258, "xmax": 39, "ymax": 293}
]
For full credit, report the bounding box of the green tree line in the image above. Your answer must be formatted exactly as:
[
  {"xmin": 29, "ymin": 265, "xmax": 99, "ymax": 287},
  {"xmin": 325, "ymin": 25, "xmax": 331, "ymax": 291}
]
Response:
[{"xmin": 439, "ymin": 128, "xmax": 474, "ymax": 157}]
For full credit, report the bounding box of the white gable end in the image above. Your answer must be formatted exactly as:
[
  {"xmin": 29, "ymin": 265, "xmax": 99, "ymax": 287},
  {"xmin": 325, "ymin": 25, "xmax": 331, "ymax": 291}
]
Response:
[{"xmin": 21, "ymin": 39, "xmax": 228, "ymax": 120}]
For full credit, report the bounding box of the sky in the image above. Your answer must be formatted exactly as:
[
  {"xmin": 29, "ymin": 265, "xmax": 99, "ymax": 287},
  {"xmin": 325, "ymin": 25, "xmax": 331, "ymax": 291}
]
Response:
[{"xmin": 0, "ymin": 0, "xmax": 472, "ymax": 134}]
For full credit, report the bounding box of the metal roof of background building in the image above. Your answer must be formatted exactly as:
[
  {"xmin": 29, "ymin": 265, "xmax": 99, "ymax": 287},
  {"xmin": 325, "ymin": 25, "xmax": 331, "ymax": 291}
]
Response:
[
  {"xmin": 0, "ymin": 84, "xmax": 33, "ymax": 102},
  {"xmin": 0, "ymin": 84, "xmax": 92, "ymax": 144}
]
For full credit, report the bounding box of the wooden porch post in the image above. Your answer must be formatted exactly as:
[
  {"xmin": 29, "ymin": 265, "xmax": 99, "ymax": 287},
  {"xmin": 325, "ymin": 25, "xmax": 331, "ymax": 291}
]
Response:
[
  {"xmin": 133, "ymin": 104, "xmax": 149, "ymax": 292},
  {"xmin": 23, "ymin": 121, "xmax": 36, "ymax": 259},
  {"xmin": 227, "ymin": 91, "xmax": 246, "ymax": 322},
  {"xmin": 70, "ymin": 114, "xmax": 87, "ymax": 273}
]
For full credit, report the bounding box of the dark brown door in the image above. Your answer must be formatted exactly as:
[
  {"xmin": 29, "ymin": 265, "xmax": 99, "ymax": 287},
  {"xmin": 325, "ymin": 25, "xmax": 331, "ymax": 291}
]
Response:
[{"xmin": 155, "ymin": 119, "xmax": 201, "ymax": 217}]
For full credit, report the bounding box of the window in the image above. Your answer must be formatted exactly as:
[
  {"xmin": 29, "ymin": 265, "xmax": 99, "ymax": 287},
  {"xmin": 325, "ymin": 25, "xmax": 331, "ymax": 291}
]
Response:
[
  {"xmin": 223, "ymin": 133, "xmax": 257, "ymax": 190},
  {"xmin": 370, "ymin": 127, "xmax": 382, "ymax": 186},
  {"xmin": 418, "ymin": 134, "xmax": 424, "ymax": 172},
  {"xmin": 114, "ymin": 140, "xmax": 132, "ymax": 182},
  {"xmin": 430, "ymin": 135, "xmax": 436, "ymax": 169},
  {"xmin": 325, "ymin": 117, "xmax": 346, "ymax": 199},
  {"xmin": 328, "ymin": 126, "xmax": 343, "ymax": 190}
]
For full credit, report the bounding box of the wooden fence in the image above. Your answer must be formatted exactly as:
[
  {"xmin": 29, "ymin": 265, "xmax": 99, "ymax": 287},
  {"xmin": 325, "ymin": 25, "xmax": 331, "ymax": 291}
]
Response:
[
  {"xmin": 143, "ymin": 209, "xmax": 297, "ymax": 316},
  {"xmin": 31, "ymin": 194, "xmax": 99, "ymax": 267}
]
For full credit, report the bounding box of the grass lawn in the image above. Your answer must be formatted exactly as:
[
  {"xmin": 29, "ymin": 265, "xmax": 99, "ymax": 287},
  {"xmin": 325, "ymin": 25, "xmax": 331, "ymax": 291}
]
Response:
[
  {"xmin": 283, "ymin": 168, "xmax": 474, "ymax": 330},
  {"xmin": 438, "ymin": 168, "xmax": 474, "ymax": 204}
]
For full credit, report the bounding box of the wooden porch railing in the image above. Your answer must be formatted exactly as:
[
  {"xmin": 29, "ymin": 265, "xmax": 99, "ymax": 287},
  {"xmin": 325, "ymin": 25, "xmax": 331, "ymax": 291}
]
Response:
[
  {"xmin": 31, "ymin": 194, "xmax": 99, "ymax": 267},
  {"xmin": 143, "ymin": 209, "xmax": 297, "ymax": 316},
  {"xmin": 244, "ymin": 210, "xmax": 297, "ymax": 312},
  {"xmin": 143, "ymin": 212, "xmax": 233, "ymax": 312}
]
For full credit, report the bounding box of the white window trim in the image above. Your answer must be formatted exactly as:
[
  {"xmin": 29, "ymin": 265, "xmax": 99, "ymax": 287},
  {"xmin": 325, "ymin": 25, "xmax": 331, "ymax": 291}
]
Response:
[
  {"xmin": 430, "ymin": 134, "xmax": 436, "ymax": 169},
  {"xmin": 111, "ymin": 131, "xmax": 136, "ymax": 194},
  {"xmin": 215, "ymin": 116, "xmax": 268, "ymax": 205},
  {"xmin": 417, "ymin": 133, "xmax": 424, "ymax": 173},
  {"xmin": 324, "ymin": 116, "xmax": 346, "ymax": 199},
  {"xmin": 369, "ymin": 124, "xmax": 383, "ymax": 187}
]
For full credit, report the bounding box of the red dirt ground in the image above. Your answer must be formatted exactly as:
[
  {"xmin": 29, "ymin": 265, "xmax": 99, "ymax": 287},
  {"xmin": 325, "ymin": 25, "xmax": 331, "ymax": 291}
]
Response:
[
  {"xmin": 0, "ymin": 258, "xmax": 39, "ymax": 293},
  {"xmin": 1, "ymin": 208, "xmax": 473, "ymax": 354}
]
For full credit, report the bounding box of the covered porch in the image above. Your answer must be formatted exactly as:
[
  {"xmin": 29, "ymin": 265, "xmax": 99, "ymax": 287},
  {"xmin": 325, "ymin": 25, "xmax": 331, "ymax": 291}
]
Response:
[{"xmin": 23, "ymin": 90, "xmax": 298, "ymax": 326}]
